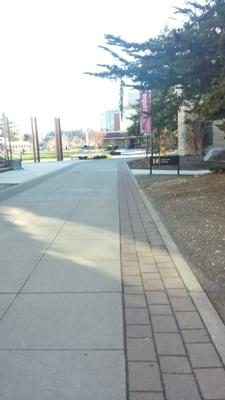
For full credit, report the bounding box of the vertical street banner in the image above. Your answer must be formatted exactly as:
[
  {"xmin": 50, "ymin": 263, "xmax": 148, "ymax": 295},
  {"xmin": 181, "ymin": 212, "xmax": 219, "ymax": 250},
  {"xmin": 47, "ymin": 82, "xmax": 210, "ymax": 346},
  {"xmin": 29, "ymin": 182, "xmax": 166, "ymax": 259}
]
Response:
[{"xmin": 140, "ymin": 91, "xmax": 152, "ymax": 134}]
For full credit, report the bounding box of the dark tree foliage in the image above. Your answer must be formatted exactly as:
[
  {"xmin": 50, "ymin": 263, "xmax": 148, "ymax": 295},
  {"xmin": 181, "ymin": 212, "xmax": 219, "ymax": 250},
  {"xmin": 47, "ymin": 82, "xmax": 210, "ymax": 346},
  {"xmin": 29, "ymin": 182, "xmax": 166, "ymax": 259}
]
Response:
[
  {"xmin": 43, "ymin": 130, "xmax": 85, "ymax": 143},
  {"xmin": 86, "ymin": 0, "xmax": 225, "ymax": 130}
]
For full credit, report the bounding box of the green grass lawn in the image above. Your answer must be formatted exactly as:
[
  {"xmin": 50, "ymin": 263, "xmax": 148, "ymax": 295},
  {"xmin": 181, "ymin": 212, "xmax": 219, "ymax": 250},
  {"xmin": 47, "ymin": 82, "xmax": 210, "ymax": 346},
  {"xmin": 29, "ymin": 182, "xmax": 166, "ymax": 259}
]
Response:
[
  {"xmin": 21, "ymin": 152, "xmax": 72, "ymax": 162},
  {"xmin": 20, "ymin": 148, "xmax": 110, "ymax": 163},
  {"xmin": 21, "ymin": 149, "xmax": 109, "ymax": 163}
]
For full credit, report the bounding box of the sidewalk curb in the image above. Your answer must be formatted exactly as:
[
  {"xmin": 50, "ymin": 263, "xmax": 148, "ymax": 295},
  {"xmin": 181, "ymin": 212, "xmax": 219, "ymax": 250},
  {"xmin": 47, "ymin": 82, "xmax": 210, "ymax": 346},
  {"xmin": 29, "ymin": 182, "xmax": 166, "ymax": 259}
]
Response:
[
  {"xmin": 126, "ymin": 163, "xmax": 225, "ymax": 366},
  {"xmin": 0, "ymin": 162, "xmax": 79, "ymax": 203}
]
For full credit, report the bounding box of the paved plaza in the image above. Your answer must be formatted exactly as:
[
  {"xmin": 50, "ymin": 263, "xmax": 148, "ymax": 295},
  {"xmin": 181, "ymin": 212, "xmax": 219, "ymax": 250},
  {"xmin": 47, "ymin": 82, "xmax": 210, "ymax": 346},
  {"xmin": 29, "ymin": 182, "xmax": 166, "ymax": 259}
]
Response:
[{"xmin": 0, "ymin": 159, "xmax": 225, "ymax": 399}]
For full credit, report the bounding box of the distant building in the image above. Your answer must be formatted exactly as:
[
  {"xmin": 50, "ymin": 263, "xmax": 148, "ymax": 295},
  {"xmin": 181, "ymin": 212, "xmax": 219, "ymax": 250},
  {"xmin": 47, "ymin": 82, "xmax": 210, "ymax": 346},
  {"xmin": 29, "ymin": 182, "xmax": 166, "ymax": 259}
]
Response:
[
  {"xmin": 127, "ymin": 92, "xmax": 139, "ymax": 107},
  {"xmin": 120, "ymin": 106, "xmax": 134, "ymax": 132},
  {"xmin": 103, "ymin": 131, "xmax": 131, "ymax": 149},
  {"xmin": 121, "ymin": 90, "xmax": 140, "ymax": 132},
  {"xmin": 11, "ymin": 141, "xmax": 33, "ymax": 154},
  {"xmin": 102, "ymin": 110, "xmax": 121, "ymax": 132},
  {"xmin": 101, "ymin": 91, "xmax": 139, "ymax": 132}
]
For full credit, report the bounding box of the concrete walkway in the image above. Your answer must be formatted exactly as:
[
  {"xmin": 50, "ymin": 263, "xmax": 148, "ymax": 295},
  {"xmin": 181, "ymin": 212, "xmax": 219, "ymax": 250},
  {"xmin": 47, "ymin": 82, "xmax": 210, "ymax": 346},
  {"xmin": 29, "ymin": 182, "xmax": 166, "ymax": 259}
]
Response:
[
  {"xmin": 0, "ymin": 160, "xmax": 77, "ymax": 184},
  {"xmin": 0, "ymin": 159, "xmax": 225, "ymax": 399}
]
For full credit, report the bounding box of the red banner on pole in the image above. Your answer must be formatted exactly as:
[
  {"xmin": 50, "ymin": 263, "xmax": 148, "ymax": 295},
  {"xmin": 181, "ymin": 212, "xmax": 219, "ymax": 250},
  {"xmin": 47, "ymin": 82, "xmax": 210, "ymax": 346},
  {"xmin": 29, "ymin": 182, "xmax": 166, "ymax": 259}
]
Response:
[{"xmin": 140, "ymin": 91, "xmax": 152, "ymax": 134}]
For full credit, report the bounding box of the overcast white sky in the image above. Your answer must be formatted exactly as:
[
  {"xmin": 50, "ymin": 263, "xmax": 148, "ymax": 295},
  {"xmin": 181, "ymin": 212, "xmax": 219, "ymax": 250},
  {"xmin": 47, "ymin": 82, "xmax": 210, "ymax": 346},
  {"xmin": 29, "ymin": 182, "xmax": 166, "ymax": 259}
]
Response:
[{"xmin": 0, "ymin": 0, "xmax": 186, "ymax": 135}]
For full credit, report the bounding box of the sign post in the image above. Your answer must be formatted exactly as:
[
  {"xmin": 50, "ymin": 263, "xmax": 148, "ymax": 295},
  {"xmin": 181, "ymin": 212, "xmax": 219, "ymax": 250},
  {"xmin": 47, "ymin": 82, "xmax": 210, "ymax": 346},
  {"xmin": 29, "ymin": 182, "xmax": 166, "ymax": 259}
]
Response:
[
  {"xmin": 150, "ymin": 155, "xmax": 180, "ymax": 176},
  {"xmin": 140, "ymin": 91, "xmax": 153, "ymax": 173}
]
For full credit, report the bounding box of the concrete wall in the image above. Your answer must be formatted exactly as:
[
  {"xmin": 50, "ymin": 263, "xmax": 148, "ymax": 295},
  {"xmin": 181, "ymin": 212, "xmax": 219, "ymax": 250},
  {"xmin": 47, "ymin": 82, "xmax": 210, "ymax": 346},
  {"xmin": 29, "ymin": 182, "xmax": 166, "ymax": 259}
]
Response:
[{"xmin": 178, "ymin": 109, "xmax": 225, "ymax": 155}]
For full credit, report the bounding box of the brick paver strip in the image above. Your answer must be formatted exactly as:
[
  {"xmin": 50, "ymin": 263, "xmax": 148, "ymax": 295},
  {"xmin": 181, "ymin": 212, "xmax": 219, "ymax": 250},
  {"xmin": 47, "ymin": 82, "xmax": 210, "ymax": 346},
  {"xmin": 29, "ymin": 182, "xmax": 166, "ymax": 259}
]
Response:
[
  {"xmin": 159, "ymin": 356, "xmax": 192, "ymax": 374},
  {"xmin": 140, "ymin": 265, "xmax": 158, "ymax": 274},
  {"xmin": 126, "ymin": 325, "xmax": 152, "ymax": 338},
  {"xmin": 127, "ymin": 338, "xmax": 157, "ymax": 361},
  {"xmin": 142, "ymin": 272, "xmax": 161, "ymax": 280},
  {"xmin": 166, "ymin": 288, "xmax": 189, "ymax": 297},
  {"xmin": 124, "ymin": 276, "xmax": 142, "ymax": 286},
  {"xmin": 125, "ymin": 294, "xmax": 147, "ymax": 308},
  {"xmin": 125, "ymin": 308, "xmax": 150, "ymax": 325},
  {"xmin": 152, "ymin": 315, "xmax": 178, "ymax": 333},
  {"xmin": 124, "ymin": 286, "xmax": 144, "ymax": 295},
  {"xmin": 143, "ymin": 279, "xmax": 164, "ymax": 291},
  {"xmin": 186, "ymin": 343, "xmax": 222, "ymax": 368},
  {"xmin": 129, "ymin": 393, "xmax": 165, "ymax": 400},
  {"xmin": 159, "ymin": 269, "xmax": 179, "ymax": 278},
  {"xmin": 194, "ymin": 368, "xmax": 225, "ymax": 399},
  {"xmin": 128, "ymin": 362, "xmax": 162, "ymax": 392},
  {"xmin": 181, "ymin": 329, "xmax": 211, "ymax": 343},
  {"xmin": 155, "ymin": 333, "xmax": 186, "ymax": 355},
  {"xmin": 175, "ymin": 311, "xmax": 204, "ymax": 329},
  {"xmin": 146, "ymin": 292, "xmax": 169, "ymax": 305},
  {"xmin": 123, "ymin": 267, "xmax": 140, "ymax": 275},
  {"xmin": 163, "ymin": 374, "xmax": 201, "ymax": 400},
  {"xmin": 149, "ymin": 305, "xmax": 172, "ymax": 315},
  {"xmin": 170, "ymin": 297, "xmax": 195, "ymax": 312},
  {"xmin": 157, "ymin": 263, "xmax": 175, "ymax": 269},
  {"xmin": 118, "ymin": 163, "xmax": 225, "ymax": 399}
]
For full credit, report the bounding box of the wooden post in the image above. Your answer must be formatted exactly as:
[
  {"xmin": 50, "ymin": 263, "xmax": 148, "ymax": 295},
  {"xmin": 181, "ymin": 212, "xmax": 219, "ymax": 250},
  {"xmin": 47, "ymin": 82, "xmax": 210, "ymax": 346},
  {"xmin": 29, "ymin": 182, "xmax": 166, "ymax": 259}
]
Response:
[
  {"xmin": 55, "ymin": 117, "xmax": 60, "ymax": 161},
  {"xmin": 55, "ymin": 118, "xmax": 63, "ymax": 161},
  {"xmin": 34, "ymin": 117, "xmax": 40, "ymax": 163},
  {"xmin": 6, "ymin": 118, "xmax": 12, "ymax": 161},
  {"xmin": 57, "ymin": 118, "xmax": 63, "ymax": 161},
  {"xmin": 31, "ymin": 117, "xmax": 37, "ymax": 163}
]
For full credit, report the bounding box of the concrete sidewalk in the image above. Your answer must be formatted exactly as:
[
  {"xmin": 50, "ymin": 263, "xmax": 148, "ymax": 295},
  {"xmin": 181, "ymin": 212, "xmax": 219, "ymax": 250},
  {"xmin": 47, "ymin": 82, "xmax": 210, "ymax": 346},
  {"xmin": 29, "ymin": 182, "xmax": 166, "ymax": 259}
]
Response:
[
  {"xmin": 0, "ymin": 160, "xmax": 83, "ymax": 203},
  {"xmin": 0, "ymin": 160, "xmax": 77, "ymax": 185},
  {"xmin": 0, "ymin": 160, "xmax": 125, "ymax": 400},
  {"xmin": 0, "ymin": 159, "xmax": 225, "ymax": 399}
]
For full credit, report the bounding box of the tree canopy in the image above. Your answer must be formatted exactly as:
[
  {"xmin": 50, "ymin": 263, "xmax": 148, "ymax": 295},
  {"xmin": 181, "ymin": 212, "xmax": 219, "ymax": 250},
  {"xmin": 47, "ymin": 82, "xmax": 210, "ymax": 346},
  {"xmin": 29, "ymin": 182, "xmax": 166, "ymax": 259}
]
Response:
[{"xmin": 87, "ymin": 0, "xmax": 225, "ymax": 129}]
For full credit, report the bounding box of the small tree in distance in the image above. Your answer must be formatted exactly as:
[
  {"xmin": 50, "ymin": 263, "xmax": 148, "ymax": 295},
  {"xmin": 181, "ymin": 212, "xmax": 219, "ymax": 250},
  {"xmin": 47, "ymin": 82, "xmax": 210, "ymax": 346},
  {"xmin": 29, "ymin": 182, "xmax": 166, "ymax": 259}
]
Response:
[
  {"xmin": 0, "ymin": 113, "xmax": 20, "ymax": 142},
  {"xmin": 87, "ymin": 129, "xmax": 105, "ymax": 148}
]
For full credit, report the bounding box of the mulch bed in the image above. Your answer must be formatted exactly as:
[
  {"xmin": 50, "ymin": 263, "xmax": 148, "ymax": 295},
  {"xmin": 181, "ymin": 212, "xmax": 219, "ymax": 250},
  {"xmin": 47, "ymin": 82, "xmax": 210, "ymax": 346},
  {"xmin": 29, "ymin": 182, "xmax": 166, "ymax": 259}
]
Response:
[{"xmin": 136, "ymin": 172, "xmax": 225, "ymax": 324}]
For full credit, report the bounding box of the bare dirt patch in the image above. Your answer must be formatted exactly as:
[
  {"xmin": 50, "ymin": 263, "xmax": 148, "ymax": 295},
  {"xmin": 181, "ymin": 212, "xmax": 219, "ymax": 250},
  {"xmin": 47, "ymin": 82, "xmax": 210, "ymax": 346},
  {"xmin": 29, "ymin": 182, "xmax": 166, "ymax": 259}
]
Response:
[{"xmin": 136, "ymin": 173, "xmax": 225, "ymax": 323}]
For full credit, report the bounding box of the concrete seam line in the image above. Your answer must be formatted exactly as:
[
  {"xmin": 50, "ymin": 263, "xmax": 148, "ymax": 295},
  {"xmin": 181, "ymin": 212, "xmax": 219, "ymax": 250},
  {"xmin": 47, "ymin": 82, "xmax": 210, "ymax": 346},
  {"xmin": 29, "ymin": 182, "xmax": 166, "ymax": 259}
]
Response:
[
  {"xmin": 125, "ymin": 163, "xmax": 225, "ymax": 366},
  {"xmin": 0, "ymin": 162, "xmax": 79, "ymax": 203}
]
